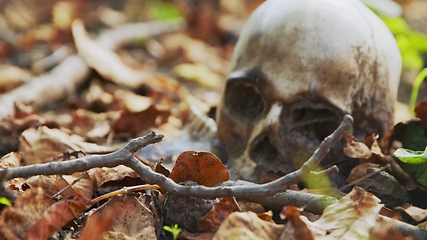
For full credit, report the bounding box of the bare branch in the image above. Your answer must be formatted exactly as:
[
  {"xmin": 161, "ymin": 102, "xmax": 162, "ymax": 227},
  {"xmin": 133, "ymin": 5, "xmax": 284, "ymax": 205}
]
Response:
[
  {"xmin": 2, "ymin": 116, "xmax": 426, "ymax": 239},
  {"xmin": 127, "ymin": 115, "xmax": 353, "ymax": 198},
  {"xmin": 3, "ymin": 115, "xmax": 353, "ymax": 198},
  {"xmin": 2, "ymin": 131, "xmax": 164, "ymax": 180}
]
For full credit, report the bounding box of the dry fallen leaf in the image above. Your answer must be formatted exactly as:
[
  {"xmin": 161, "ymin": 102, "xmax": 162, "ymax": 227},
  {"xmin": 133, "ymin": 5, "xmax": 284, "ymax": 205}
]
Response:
[
  {"xmin": 112, "ymin": 106, "xmax": 171, "ymax": 137},
  {"xmin": 72, "ymin": 19, "xmax": 150, "ymax": 88},
  {"xmin": 24, "ymin": 194, "xmax": 92, "ymax": 240},
  {"xmin": 346, "ymin": 163, "xmax": 381, "ymax": 183},
  {"xmin": 197, "ymin": 196, "xmax": 241, "ymax": 233},
  {"xmin": 308, "ymin": 186, "xmax": 383, "ymax": 239},
  {"xmin": 88, "ymin": 165, "xmax": 140, "ymax": 190},
  {"xmin": 173, "ymin": 63, "xmax": 223, "ymax": 89},
  {"xmin": 19, "ymin": 126, "xmax": 116, "ymax": 164},
  {"xmin": 78, "ymin": 206, "xmax": 116, "ymax": 240},
  {"xmin": 0, "ymin": 151, "xmax": 22, "ymax": 168},
  {"xmin": 343, "ymin": 140, "xmax": 372, "ymax": 159},
  {"xmin": 169, "ymin": 151, "xmax": 229, "ymax": 187},
  {"xmin": 280, "ymin": 206, "xmax": 314, "ymax": 240},
  {"xmin": 213, "ymin": 211, "xmax": 283, "ymax": 240},
  {"xmin": 0, "ymin": 187, "xmax": 55, "ymax": 239},
  {"xmin": 370, "ymin": 217, "xmax": 414, "ymax": 240},
  {"xmin": 81, "ymin": 194, "xmax": 157, "ymax": 239},
  {"xmin": 395, "ymin": 204, "xmax": 427, "ymax": 223}
]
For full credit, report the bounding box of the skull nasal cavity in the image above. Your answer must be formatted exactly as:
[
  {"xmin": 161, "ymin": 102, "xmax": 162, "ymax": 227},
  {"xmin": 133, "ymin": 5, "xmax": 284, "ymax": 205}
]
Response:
[
  {"xmin": 224, "ymin": 81, "xmax": 264, "ymax": 121},
  {"xmin": 249, "ymin": 134, "xmax": 278, "ymax": 162}
]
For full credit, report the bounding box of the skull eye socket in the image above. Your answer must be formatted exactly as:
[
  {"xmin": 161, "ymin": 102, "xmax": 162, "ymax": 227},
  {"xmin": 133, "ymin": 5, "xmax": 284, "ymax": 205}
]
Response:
[
  {"xmin": 289, "ymin": 106, "xmax": 341, "ymax": 142},
  {"xmin": 249, "ymin": 133, "xmax": 278, "ymax": 163},
  {"xmin": 224, "ymin": 81, "xmax": 264, "ymax": 121}
]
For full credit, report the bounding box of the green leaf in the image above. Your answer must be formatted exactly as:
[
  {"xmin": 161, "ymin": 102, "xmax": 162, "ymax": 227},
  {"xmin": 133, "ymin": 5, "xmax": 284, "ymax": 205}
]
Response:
[
  {"xmin": 394, "ymin": 147, "xmax": 427, "ymax": 186},
  {"xmin": 415, "ymin": 169, "xmax": 427, "ymax": 187},
  {"xmin": 394, "ymin": 148, "xmax": 426, "ymax": 164},
  {"xmin": 163, "ymin": 224, "xmax": 181, "ymax": 240},
  {"xmin": 0, "ymin": 197, "xmax": 11, "ymax": 206}
]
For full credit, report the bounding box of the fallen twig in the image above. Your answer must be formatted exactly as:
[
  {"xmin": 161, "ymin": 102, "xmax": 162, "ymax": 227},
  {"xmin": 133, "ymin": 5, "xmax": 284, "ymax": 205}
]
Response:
[
  {"xmin": 2, "ymin": 131, "xmax": 164, "ymax": 179},
  {"xmin": 4, "ymin": 115, "xmax": 353, "ymax": 197},
  {"xmin": 2, "ymin": 116, "xmax": 427, "ymax": 238}
]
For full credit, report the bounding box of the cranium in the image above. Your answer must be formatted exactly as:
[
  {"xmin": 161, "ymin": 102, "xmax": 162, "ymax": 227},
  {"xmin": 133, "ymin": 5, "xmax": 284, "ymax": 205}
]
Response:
[{"xmin": 216, "ymin": 0, "xmax": 401, "ymax": 181}]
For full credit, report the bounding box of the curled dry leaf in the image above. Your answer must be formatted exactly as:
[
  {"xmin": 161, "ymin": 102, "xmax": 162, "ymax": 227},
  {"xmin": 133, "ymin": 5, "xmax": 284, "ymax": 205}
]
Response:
[
  {"xmin": 370, "ymin": 217, "xmax": 414, "ymax": 240},
  {"xmin": 81, "ymin": 194, "xmax": 157, "ymax": 239},
  {"xmin": 2, "ymin": 152, "xmax": 26, "ymax": 191},
  {"xmin": 346, "ymin": 163, "xmax": 381, "ymax": 183},
  {"xmin": 88, "ymin": 165, "xmax": 140, "ymax": 190},
  {"xmin": 112, "ymin": 105, "xmax": 171, "ymax": 137},
  {"xmin": 197, "ymin": 196, "xmax": 241, "ymax": 233},
  {"xmin": 168, "ymin": 151, "xmax": 229, "ymax": 187},
  {"xmin": 308, "ymin": 186, "xmax": 383, "ymax": 239},
  {"xmin": 19, "ymin": 126, "xmax": 117, "ymax": 164},
  {"xmin": 25, "ymin": 172, "xmax": 93, "ymax": 200},
  {"xmin": 70, "ymin": 109, "xmax": 112, "ymax": 139},
  {"xmin": 72, "ymin": 19, "xmax": 149, "ymax": 88},
  {"xmin": 343, "ymin": 139, "xmax": 372, "ymax": 159},
  {"xmin": 395, "ymin": 204, "xmax": 427, "ymax": 223},
  {"xmin": 0, "ymin": 152, "xmax": 21, "ymax": 168},
  {"xmin": 78, "ymin": 206, "xmax": 116, "ymax": 240},
  {"xmin": 24, "ymin": 194, "xmax": 93, "ymax": 240},
  {"xmin": 0, "ymin": 102, "xmax": 46, "ymax": 134},
  {"xmin": 280, "ymin": 206, "xmax": 314, "ymax": 240},
  {"xmin": 213, "ymin": 211, "xmax": 283, "ymax": 240},
  {"xmin": 0, "ymin": 187, "xmax": 55, "ymax": 239}
]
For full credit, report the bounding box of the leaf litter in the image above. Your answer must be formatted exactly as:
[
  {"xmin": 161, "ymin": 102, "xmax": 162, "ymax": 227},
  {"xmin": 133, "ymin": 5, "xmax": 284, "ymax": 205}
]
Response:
[{"xmin": 0, "ymin": 0, "xmax": 426, "ymax": 239}]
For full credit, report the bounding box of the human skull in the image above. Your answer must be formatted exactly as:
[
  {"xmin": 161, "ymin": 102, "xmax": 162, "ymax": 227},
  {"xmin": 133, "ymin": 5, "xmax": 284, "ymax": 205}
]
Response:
[{"xmin": 216, "ymin": 0, "xmax": 402, "ymax": 181}]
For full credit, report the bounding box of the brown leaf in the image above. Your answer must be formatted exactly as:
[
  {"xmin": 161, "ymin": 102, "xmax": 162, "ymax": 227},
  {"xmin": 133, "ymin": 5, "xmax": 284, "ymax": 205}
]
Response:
[
  {"xmin": 70, "ymin": 109, "xmax": 112, "ymax": 139},
  {"xmin": 72, "ymin": 19, "xmax": 150, "ymax": 88},
  {"xmin": 78, "ymin": 209, "xmax": 115, "ymax": 240},
  {"xmin": 25, "ymin": 194, "xmax": 92, "ymax": 240},
  {"xmin": 213, "ymin": 212, "xmax": 283, "ymax": 239},
  {"xmin": 19, "ymin": 126, "xmax": 117, "ymax": 164},
  {"xmin": 308, "ymin": 186, "xmax": 383, "ymax": 239},
  {"xmin": 0, "ymin": 102, "xmax": 45, "ymax": 134},
  {"xmin": 112, "ymin": 106, "xmax": 171, "ymax": 137},
  {"xmin": 343, "ymin": 140, "xmax": 372, "ymax": 159},
  {"xmin": 88, "ymin": 166, "xmax": 140, "ymax": 190},
  {"xmin": 370, "ymin": 217, "xmax": 414, "ymax": 240},
  {"xmin": 26, "ymin": 175, "xmax": 75, "ymax": 199},
  {"xmin": 197, "ymin": 196, "xmax": 241, "ymax": 233},
  {"xmin": 0, "ymin": 188, "xmax": 55, "ymax": 239},
  {"xmin": 346, "ymin": 163, "xmax": 380, "ymax": 183},
  {"xmin": 0, "ymin": 152, "xmax": 22, "ymax": 168},
  {"xmin": 169, "ymin": 151, "xmax": 229, "ymax": 187},
  {"xmin": 395, "ymin": 204, "xmax": 427, "ymax": 223},
  {"xmin": 80, "ymin": 194, "xmax": 157, "ymax": 239},
  {"xmin": 279, "ymin": 206, "xmax": 314, "ymax": 240},
  {"xmin": 25, "ymin": 172, "xmax": 92, "ymax": 200}
]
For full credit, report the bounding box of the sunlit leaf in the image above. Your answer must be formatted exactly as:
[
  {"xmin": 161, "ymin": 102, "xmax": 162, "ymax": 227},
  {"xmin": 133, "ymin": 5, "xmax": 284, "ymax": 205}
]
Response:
[
  {"xmin": 394, "ymin": 148, "xmax": 426, "ymax": 164},
  {"xmin": 0, "ymin": 197, "xmax": 11, "ymax": 206}
]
